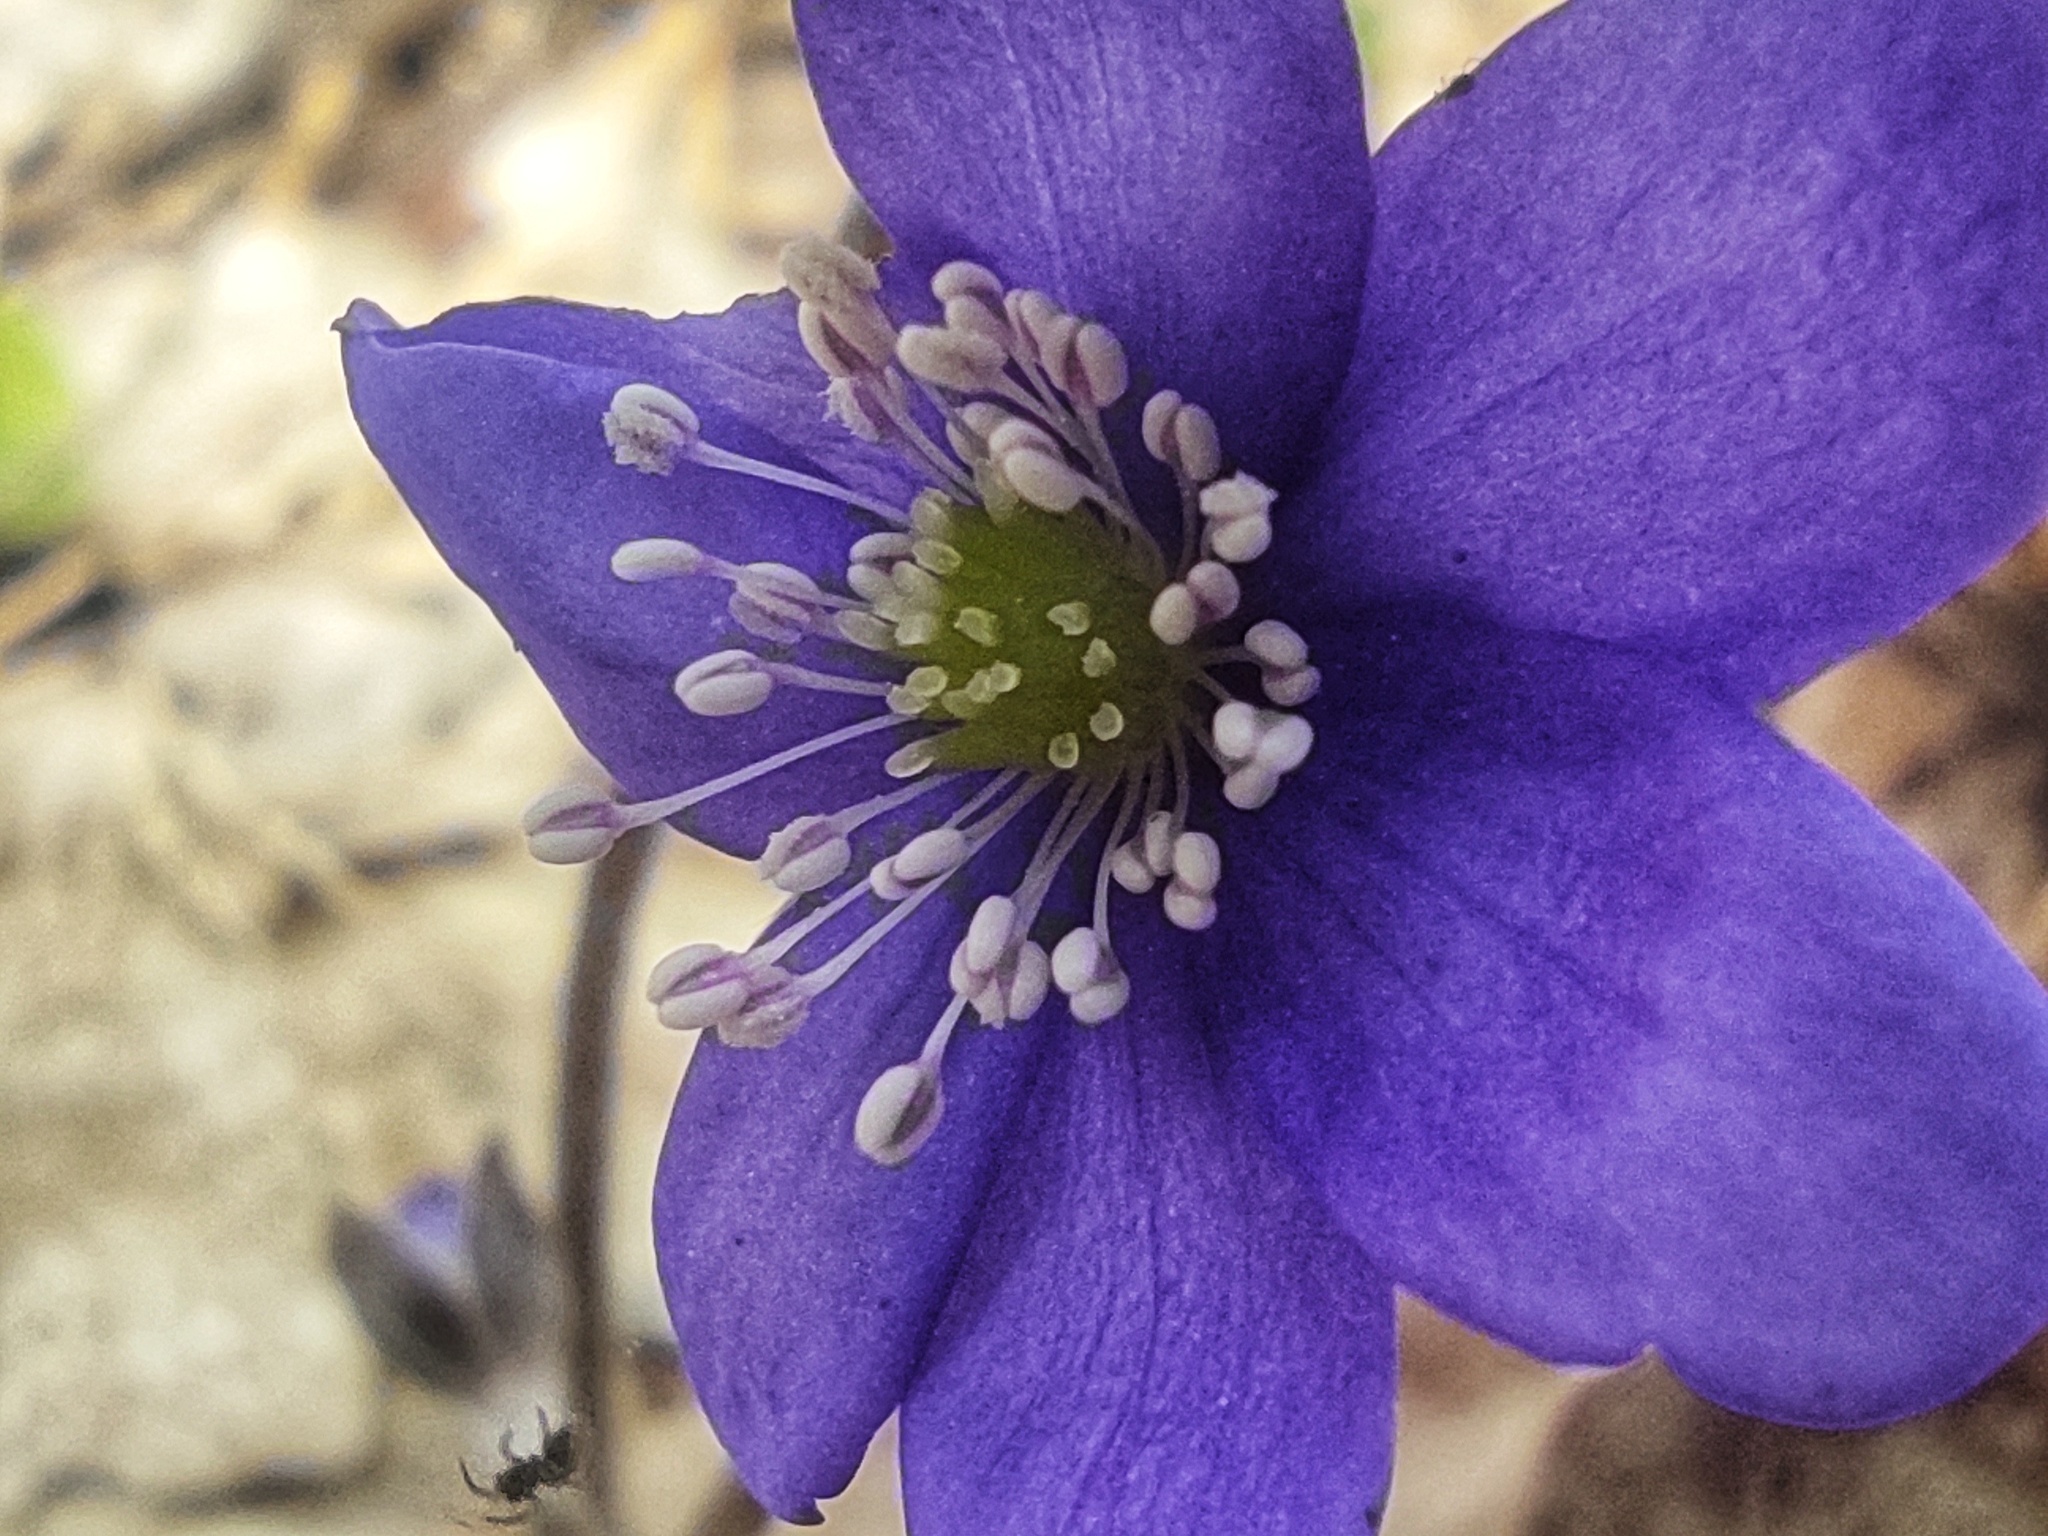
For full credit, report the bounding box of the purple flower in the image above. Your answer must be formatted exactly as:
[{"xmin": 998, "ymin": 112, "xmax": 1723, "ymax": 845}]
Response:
[{"xmin": 339, "ymin": 0, "xmax": 2048, "ymax": 1528}]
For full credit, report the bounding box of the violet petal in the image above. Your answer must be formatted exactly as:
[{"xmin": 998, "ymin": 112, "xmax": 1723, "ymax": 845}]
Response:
[
  {"xmin": 900, "ymin": 953, "xmax": 1396, "ymax": 1533},
  {"xmin": 1215, "ymin": 604, "xmax": 2048, "ymax": 1427},
  {"xmin": 340, "ymin": 294, "xmax": 919, "ymax": 855},
  {"xmin": 1285, "ymin": 0, "xmax": 2048, "ymax": 700},
  {"xmin": 794, "ymin": 0, "xmax": 1374, "ymax": 485}
]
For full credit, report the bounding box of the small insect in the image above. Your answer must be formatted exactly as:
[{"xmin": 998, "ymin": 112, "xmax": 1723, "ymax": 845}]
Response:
[
  {"xmin": 459, "ymin": 1409, "xmax": 578, "ymax": 1525},
  {"xmin": 1437, "ymin": 69, "xmax": 1478, "ymax": 102}
]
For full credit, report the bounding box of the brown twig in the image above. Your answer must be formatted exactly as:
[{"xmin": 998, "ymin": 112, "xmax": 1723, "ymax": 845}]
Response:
[
  {"xmin": 555, "ymin": 821, "xmax": 661, "ymax": 1536},
  {"xmin": 0, "ymin": 541, "xmax": 100, "ymax": 654}
]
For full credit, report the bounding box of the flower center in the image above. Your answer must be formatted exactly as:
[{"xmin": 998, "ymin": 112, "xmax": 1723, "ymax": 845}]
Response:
[
  {"xmin": 529, "ymin": 235, "xmax": 1322, "ymax": 1167},
  {"xmin": 874, "ymin": 493, "xmax": 1197, "ymax": 776}
]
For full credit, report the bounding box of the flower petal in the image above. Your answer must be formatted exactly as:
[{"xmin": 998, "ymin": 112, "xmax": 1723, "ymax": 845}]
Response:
[
  {"xmin": 1215, "ymin": 605, "xmax": 2048, "ymax": 1427},
  {"xmin": 654, "ymin": 882, "xmax": 1047, "ymax": 1524},
  {"xmin": 794, "ymin": 0, "xmax": 1374, "ymax": 484},
  {"xmin": 1288, "ymin": 0, "xmax": 2048, "ymax": 700},
  {"xmin": 899, "ymin": 936, "xmax": 1396, "ymax": 1535},
  {"xmin": 340, "ymin": 294, "xmax": 921, "ymax": 855}
]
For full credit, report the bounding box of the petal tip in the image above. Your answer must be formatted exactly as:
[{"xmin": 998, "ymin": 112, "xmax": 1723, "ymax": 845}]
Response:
[{"xmin": 334, "ymin": 297, "xmax": 399, "ymax": 339}]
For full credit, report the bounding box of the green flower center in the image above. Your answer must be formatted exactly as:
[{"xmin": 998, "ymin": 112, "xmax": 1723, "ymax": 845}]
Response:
[{"xmin": 887, "ymin": 496, "xmax": 1197, "ymax": 776}]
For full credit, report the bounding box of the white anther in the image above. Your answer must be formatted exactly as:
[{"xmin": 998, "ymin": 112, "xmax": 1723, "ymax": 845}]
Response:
[
  {"xmin": 1069, "ymin": 322, "xmax": 1128, "ymax": 409},
  {"xmin": 1050, "ymin": 927, "xmax": 1107, "ymax": 995},
  {"xmin": 949, "ymin": 402, "xmax": 1008, "ymax": 455},
  {"xmin": 1174, "ymin": 404, "xmax": 1222, "ymax": 483},
  {"xmin": 1263, "ymin": 665, "xmax": 1323, "ymax": 706},
  {"xmin": 674, "ymin": 650, "xmax": 775, "ymax": 716},
  {"xmin": 956, "ymin": 937, "xmax": 1048, "ymax": 1025},
  {"xmin": 963, "ymin": 894, "xmax": 1019, "ymax": 977},
  {"xmin": 611, "ymin": 538, "xmax": 704, "ymax": 582},
  {"xmin": 729, "ymin": 593, "xmax": 805, "ymax": 645},
  {"xmin": 986, "ymin": 415, "xmax": 1058, "ymax": 457},
  {"xmin": 1070, "ymin": 973, "xmax": 1131, "ymax": 1024},
  {"xmin": 1206, "ymin": 514, "xmax": 1272, "ymax": 564},
  {"xmin": 730, "ymin": 563, "xmax": 826, "ymax": 642},
  {"xmin": 850, "ymin": 532, "xmax": 916, "ymax": 566},
  {"xmin": 855, "ymin": 1060, "xmax": 944, "ymax": 1167},
  {"xmin": 1008, "ymin": 290, "xmax": 1064, "ymax": 349},
  {"xmin": 885, "ymin": 739, "xmax": 941, "ymax": 779},
  {"xmin": 1244, "ymin": 619, "xmax": 1309, "ymax": 672},
  {"xmin": 884, "ymin": 685, "xmax": 929, "ymax": 718},
  {"xmin": 1141, "ymin": 811, "xmax": 1177, "ymax": 878},
  {"xmin": 646, "ymin": 946, "xmax": 807, "ymax": 1045},
  {"xmin": 604, "ymin": 384, "xmax": 700, "ymax": 475},
  {"xmin": 779, "ymin": 233, "xmax": 880, "ymax": 307},
  {"xmin": 1163, "ymin": 885, "xmax": 1219, "ymax": 931},
  {"xmin": 895, "ymin": 613, "xmax": 940, "ymax": 647},
  {"xmin": 931, "ymin": 260, "xmax": 1005, "ymax": 305},
  {"xmin": 521, "ymin": 784, "xmax": 620, "ymax": 865},
  {"xmin": 739, "ymin": 562, "xmax": 821, "ymax": 606},
  {"xmin": 1200, "ymin": 472, "xmax": 1277, "ymax": 525},
  {"xmin": 891, "ymin": 561, "xmax": 944, "ymax": 608},
  {"xmin": 1256, "ymin": 715, "xmax": 1315, "ymax": 774},
  {"xmin": 943, "ymin": 294, "xmax": 1009, "ymax": 346},
  {"xmin": 825, "ymin": 375, "xmax": 886, "ymax": 441},
  {"xmin": 797, "ymin": 301, "xmax": 871, "ymax": 378},
  {"xmin": 1032, "ymin": 311, "xmax": 1083, "ymax": 385},
  {"xmin": 1110, "ymin": 841, "xmax": 1156, "ymax": 894},
  {"xmin": 645, "ymin": 944, "xmax": 749, "ymax": 1031},
  {"xmin": 1223, "ymin": 764, "xmax": 1282, "ymax": 811},
  {"xmin": 846, "ymin": 563, "xmax": 894, "ymax": 604},
  {"xmin": 1184, "ymin": 560, "xmax": 1241, "ymax": 623},
  {"xmin": 1149, "ymin": 584, "xmax": 1200, "ymax": 646},
  {"xmin": 1142, "ymin": 390, "xmax": 1183, "ymax": 462},
  {"xmin": 1171, "ymin": 831, "xmax": 1222, "ymax": 895},
  {"xmin": 758, "ymin": 815, "xmax": 853, "ymax": 894},
  {"xmin": 1211, "ymin": 700, "xmax": 1260, "ymax": 762},
  {"xmin": 1050, "ymin": 927, "xmax": 1130, "ymax": 1021},
  {"xmin": 1001, "ymin": 446, "xmax": 1089, "ymax": 512},
  {"xmin": 897, "ymin": 324, "xmax": 1008, "ymax": 391},
  {"xmin": 895, "ymin": 827, "xmax": 971, "ymax": 885},
  {"xmin": 836, "ymin": 610, "xmax": 897, "ymax": 651},
  {"xmin": 1000, "ymin": 941, "xmax": 1051, "ymax": 1023}
]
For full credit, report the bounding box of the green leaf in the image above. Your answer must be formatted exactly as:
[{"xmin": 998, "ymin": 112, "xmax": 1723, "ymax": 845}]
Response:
[{"xmin": 0, "ymin": 288, "xmax": 84, "ymax": 549}]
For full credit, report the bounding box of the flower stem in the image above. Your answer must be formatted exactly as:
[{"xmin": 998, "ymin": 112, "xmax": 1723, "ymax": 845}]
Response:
[{"xmin": 554, "ymin": 820, "xmax": 659, "ymax": 1536}]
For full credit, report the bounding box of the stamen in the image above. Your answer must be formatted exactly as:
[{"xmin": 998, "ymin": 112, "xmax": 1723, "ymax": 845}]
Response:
[
  {"xmin": 646, "ymin": 944, "xmax": 808, "ymax": 1047},
  {"xmin": 1199, "ymin": 473, "xmax": 1277, "ymax": 564},
  {"xmin": 757, "ymin": 774, "xmax": 963, "ymax": 895},
  {"xmin": 523, "ymin": 713, "xmax": 902, "ymax": 864},
  {"xmin": 603, "ymin": 383, "xmax": 910, "ymax": 524},
  {"xmin": 870, "ymin": 823, "xmax": 973, "ymax": 899},
  {"xmin": 1050, "ymin": 927, "xmax": 1130, "ymax": 1024},
  {"xmin": 801, "ymin": 776, "xmax": 1049, "ymax": 995},
  {"xmin": 854, "ymin": 994, "xmax": 968, "ymax": 1166},
  {"xmin": 674, "ymin": 650, "xmax": 775, "ymax": 717}
]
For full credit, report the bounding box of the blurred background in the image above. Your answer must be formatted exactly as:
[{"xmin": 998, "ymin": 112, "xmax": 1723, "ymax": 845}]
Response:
[{"xmin": 5, "ymin": 2, "xmax": 2047, "ymax": 1534}]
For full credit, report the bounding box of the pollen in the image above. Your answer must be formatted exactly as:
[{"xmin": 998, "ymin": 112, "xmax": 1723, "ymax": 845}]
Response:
[
  {"xmin": 954, "ymin": 607, "xmax": 1002, "ymax": 646},
  {"xmin": 1046, "ymin": 601, "xmax": 1091, "ymax": 636}
]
